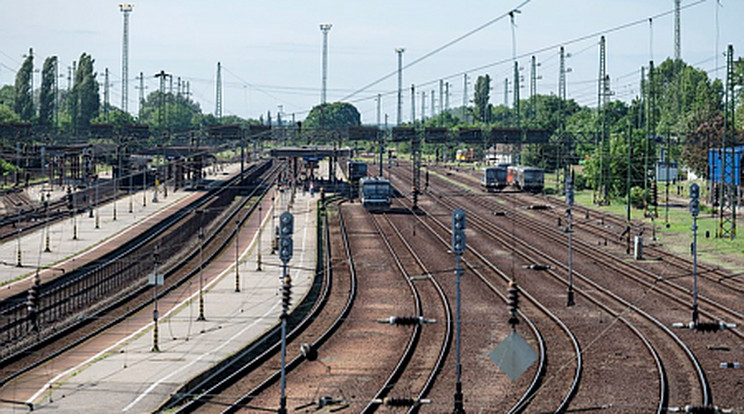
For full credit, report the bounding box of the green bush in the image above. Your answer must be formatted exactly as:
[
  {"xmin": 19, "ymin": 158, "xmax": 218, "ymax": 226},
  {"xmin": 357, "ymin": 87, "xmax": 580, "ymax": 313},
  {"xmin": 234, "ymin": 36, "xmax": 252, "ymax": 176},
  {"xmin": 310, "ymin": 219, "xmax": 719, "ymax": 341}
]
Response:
[{"xmin": 630, "ymin": 186, "xmax": 647, "ymax": 209}]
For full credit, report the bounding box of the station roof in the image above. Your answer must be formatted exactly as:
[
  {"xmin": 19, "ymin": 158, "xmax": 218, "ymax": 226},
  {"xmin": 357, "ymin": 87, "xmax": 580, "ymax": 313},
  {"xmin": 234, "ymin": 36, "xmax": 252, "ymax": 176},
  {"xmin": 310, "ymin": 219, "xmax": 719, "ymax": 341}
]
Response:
[{"xmin": 269, "ymin": 145, "xmax": 352, "ymax": 158}]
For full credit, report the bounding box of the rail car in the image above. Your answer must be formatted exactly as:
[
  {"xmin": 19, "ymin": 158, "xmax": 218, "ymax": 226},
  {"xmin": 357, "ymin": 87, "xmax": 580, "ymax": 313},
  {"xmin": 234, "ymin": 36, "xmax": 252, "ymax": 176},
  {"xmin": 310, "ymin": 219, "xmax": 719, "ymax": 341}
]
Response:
[
  {"xmin": 345, "ymin": 161, "xmax": 368, "ymax": 182},
  {"xmin": 507, "ymin": 165, "xmax": 545, "ymax": 193},
  {"xmin": 481, "ymin": 166, "xmax": 508, "ymax": 192},
  {"xmin": 360, "ymin": 176, "xmax": 392, "ymax": 212}
]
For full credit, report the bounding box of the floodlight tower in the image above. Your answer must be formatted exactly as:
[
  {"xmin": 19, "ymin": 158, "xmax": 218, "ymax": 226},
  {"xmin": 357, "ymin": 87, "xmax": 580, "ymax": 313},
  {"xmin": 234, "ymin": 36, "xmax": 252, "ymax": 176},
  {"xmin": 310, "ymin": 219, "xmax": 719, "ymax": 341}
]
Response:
[
  {"xmin": 119, "ymin": 3, "xmax": 133, "ymax": 113},
  {"xmin": 320, "ymin": 24, "xmax": 332, "ymax": 104},
  {"xmin": 674, "ymin": 0, "xmax": 681, "ymax": 61},
  {"xmin": 396, "ymin": 48, "xmax": 405, "ymax": 126}
]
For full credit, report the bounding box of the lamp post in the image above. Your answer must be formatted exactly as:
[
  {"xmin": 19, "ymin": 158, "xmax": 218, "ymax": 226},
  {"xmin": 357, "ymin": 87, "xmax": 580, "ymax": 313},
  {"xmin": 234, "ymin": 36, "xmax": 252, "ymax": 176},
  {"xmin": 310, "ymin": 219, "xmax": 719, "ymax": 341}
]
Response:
[
  {"xmin": 256, "ymin": 202, "xmax": 263, "ymax": 271},
  {"xmin": 235, "ymin": 218, "xmax": 240, "ymax": 292},
  {"xmin": 197, "ymin": 211, "xmax": 206, "ymax": 321}
]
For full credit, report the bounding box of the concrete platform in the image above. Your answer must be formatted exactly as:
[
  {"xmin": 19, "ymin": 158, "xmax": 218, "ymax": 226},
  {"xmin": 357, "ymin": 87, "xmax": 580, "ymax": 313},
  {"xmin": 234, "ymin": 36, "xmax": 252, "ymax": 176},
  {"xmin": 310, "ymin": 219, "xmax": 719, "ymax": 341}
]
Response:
[
  {"xmin": 0, "ymin": 187, "xmax": 319, "ymax": 413},
  {"xmin": 0, "ymin": 164, "xmax": 242, "ymax": 293}
]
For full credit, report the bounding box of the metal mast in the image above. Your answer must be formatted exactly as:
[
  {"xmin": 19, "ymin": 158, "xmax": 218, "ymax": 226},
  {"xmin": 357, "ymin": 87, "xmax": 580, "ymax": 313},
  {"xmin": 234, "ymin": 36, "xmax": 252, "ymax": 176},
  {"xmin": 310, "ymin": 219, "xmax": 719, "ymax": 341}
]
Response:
[
  {"xmin": 513, "ymin": 61, "xmax": 520, "ymax": 127},
  {"xmin": 119, "ymin": 3, "xmax": 133, "ymax": 113},
  {"xmin": 530, "ymin": 56, "xmax": 537, "ymax": 117},
  {"xmin": 439, "ymin": 80, "xmax": 444, "ymax": 115},
  {"xmin": 559, "ymin": 47, "xmax": 567, "ymax": 100},
  {"xmin": 719, "ymin": 44, "xmax": 736, "ymax": 238},
  {"xmin": 320, "ymin": 24, "xmax": 332, "ymax": 104},
  {"xmin": 445, "ymin": 82, "xmax": 450, "ymax": 113},
  {"xmin": 137, "ymin": 72, "xmax": 144, "ymax": 116},
  {"xmin": 395, "ymin": 48, "xmax": 404, "ymax": 126},
  {"xmin": 597, "ymin": 36, "xmax": 607, "ymax": 204},
  {"xmin": 674, "ymin": 0, "xmax": 681, "ymax": 61},
  {"xmin": 463, "ymin": 74, "xmax": 468, "ymax": 122},
  {"xmin": 504, "ymin": 78, "xmax": 509, "ymax": 107},
  {"xmin": 215, "ymin": 62, "xmax": 222, "ymax": 119},
  {"xmin": 410, "ymin": 84, "xmax": 416, "ymax": 124},
  {"xmin": 104, "ymin": 68, "xmax": 110, "ymax": 121}
]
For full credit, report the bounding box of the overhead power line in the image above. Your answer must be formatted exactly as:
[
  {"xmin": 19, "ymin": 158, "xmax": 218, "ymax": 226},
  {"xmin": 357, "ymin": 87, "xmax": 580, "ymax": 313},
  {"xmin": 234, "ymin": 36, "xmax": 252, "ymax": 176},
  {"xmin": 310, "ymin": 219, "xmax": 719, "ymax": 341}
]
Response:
[{"xmin": 340, "ymin": 0, "xmax": 532, "ymax": 102}]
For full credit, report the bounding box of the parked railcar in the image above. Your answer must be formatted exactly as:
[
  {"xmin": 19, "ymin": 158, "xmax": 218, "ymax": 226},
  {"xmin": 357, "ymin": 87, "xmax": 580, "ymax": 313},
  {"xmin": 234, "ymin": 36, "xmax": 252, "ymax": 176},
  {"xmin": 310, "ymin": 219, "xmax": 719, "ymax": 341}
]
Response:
[
  {"xmin": 481, "ymin": 166, "xmax": 508, "ymax": 191},
  {"xmin": 360, "ymin": 177, "xmax": 392, "ymax": 212},
  {"xmin": 345, "ymin": 161, "xmax": 368, "ymax": 182},
  {"xmin": 507, "ymin": 165, "xmax": 545, "ymax": 193}
]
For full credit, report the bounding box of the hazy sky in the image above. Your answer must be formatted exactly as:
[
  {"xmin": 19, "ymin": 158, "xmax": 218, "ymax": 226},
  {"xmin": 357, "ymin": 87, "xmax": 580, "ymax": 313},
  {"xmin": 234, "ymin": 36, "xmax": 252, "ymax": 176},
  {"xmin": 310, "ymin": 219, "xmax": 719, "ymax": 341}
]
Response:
[{"xmin": 0, "ymin": 0, "xmax": 740, "ymax": 124}]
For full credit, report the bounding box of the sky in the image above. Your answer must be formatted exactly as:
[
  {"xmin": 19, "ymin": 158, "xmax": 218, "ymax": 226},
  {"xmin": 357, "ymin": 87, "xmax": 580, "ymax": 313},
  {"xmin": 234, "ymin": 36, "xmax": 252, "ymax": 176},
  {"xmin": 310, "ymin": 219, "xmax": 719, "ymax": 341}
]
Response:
[{"xmin": 0, "ymin": 0, "xmax": 741, "ymax": 125}]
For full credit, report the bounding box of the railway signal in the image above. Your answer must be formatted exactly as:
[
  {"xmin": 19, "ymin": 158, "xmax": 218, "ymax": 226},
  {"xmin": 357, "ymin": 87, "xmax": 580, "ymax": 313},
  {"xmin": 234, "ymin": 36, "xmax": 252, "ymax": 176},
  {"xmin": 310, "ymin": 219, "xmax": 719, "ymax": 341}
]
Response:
[
  {"xmin": 566, "ymin": 174, "xmax": 575, "ymax": 306},
  {"xmin": 690, "ymin": 184, "xmax": 700, "ymax": 325},
  {"xmin": 278, "ymin": 211, "xmax": 294, "ymax": 414},
  {"xmin": 451, "ymin": 208, "xmax": 466, "ymax": 414}
]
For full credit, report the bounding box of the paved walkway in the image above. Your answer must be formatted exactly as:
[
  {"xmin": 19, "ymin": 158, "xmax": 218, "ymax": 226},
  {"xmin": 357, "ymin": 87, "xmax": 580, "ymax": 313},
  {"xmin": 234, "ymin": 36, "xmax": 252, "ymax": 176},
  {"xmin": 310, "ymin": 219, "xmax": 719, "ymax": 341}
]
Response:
[
  {"xmin": 0, "ymin": 164, "xmax": 242, "ymax": 298},
  {"xmin": 0, "ymin": 186, "xmax": 319, "ymax": 413}
]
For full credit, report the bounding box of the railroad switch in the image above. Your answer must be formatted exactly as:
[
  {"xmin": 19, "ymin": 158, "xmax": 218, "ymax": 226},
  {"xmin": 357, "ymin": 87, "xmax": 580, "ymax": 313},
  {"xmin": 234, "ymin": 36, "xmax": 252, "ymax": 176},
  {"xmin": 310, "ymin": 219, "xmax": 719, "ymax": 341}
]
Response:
[
  {"xmin": 371, "ymin": 397, "xmax": 431, "ymax": 407},
  {"xmin": 295, "ymin": 396, "xmax": 349, "ymax": 412},
  {"xmin": 523, "ymin": 264, "xmax": 551, "ymax": 271},
  {"xmin": 667, "ymin": 406, "xmax": 733, "ymax": 413},
  {"xmin": 672, "ymin": 321, "xmax": 737, "ymax": 332},
  {"xmin": 524, "ymin": 204, "xmax": 553, "ymax": 210},
  {"xmin": 491, "ymin": 211, "xmax": 507, "ymax": 216},
  {"xmin": 377, "ymin": 316, "xmax": 436, "ymax": 325}
]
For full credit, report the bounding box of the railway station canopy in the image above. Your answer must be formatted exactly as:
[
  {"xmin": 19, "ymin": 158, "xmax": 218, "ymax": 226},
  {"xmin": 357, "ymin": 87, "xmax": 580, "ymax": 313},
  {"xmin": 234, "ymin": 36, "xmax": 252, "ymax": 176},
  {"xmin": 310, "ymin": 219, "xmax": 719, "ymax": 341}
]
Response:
[{"xmin": 270, "ymin": 145, "xmax": 352, "ymax": 159}]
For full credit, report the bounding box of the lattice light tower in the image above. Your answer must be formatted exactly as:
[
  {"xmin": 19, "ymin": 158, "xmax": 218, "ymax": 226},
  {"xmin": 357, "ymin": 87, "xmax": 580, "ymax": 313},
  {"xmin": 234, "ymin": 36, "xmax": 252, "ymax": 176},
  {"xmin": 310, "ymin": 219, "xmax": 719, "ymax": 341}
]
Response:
[
  {"xmin": 395, "ymin": 48, "xmax": 405, "ymax": 126},
  {"xmin": 674, "ymin": 0, "xmax": 681, "ymax": 61},
  {"xmin": 215, "ymin": 62, "xmax": 222, "ymax": 119},
  {"xmin": 119, "ymin": 3, "xmax": 133, "ymax": 113},
  {"xmin": 320, "ymin": 24, "xmax": 332, "ymax": 105}
]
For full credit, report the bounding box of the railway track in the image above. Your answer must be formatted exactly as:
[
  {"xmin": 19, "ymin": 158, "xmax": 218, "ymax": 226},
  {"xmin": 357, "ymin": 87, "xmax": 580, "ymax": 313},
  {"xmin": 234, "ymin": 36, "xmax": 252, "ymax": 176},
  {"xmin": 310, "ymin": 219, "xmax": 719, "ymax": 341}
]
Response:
[
  {"xmin": 160, "ymin": 196, "xmax": 351, "ymax": 413},
  {"xmin": 383, "ymin": 195, "xmax": 581, "ymax": 412},
  {"xmin": 389, "ymin": 164, "xmax": 720, "ymax": 411},
  {"xmin": 437, "ymin": 164, "xmax": 744, "ymax": 316},
  {"xmin": 0, "ymin": 161, "xmax": 278, "ymax": 390},
  {"xmin": 233, "ymin": 202, "xmax": 451, "ymax": 413}
]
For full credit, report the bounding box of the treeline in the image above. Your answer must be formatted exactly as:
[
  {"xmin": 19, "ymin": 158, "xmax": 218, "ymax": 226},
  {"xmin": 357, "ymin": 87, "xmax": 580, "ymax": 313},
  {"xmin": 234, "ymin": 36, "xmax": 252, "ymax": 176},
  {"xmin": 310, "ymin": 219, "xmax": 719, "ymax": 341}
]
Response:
[{"xmin": 0, "ymin": 50, "xmax": 255, "ymax": 136}]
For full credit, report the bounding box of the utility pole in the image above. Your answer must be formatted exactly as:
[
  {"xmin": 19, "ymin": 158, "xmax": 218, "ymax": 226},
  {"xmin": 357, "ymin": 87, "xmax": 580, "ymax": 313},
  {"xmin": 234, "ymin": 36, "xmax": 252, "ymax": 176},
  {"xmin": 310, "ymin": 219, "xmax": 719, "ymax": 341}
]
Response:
[
  {"xmin": 396, "ymin": 48, "xmax": 405, "ymax": 126},
  {"xmin": 119, "ymin": 3, "xmax": 133, "ymax": 113},
  {"xmin": 320, "ymin": 24, "xmax": 332, "ymax": 104},
  {"xmin": 215, "ymin": 62, "xmax": 222, "ymax": 119}
]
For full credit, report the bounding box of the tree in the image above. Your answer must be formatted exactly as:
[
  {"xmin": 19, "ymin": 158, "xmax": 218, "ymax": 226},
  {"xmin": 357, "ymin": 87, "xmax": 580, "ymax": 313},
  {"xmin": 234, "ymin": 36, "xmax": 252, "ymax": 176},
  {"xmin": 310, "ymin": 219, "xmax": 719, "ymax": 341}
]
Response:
[
  {"xmin": 303, "ymin": 102, "xmax": 361, "ymax": 130},
  {"xmin": 0, "ymin": 85, "xmax": 14, "ymax": 108},
  {"xmin": 39, "ymin": 56, "xmax": 57, "ymax": 128},
  {"xmin": 473, "ymin": 74, "xmax": 491, "ymax": 123},
  {"xmin": 14, "ymin": 53, "xmax": 34, "ymax": 121},
  {"xmin": 138, "ymin": 90, "xmax": 203, "ymax": 133},
  {"xmin": 69, "ymin": 53, "xmax": 99, "ymax": 131},
  {"xmin": 0, "ymin": 105, "xmax": 20, "ymax": 123}
]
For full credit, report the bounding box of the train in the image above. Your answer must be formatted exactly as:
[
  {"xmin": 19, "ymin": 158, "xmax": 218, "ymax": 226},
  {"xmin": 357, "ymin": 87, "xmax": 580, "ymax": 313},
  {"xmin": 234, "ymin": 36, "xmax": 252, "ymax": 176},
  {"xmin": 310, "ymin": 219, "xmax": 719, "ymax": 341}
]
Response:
[
  {"xmin": 345, "ymin": 161, "xmax": 368, "ymax": 182},
  {"xmin": 481, "ymin": 165, "xmax": 509, "ymax": 192},
  {"xmin": 506, "ymin": 165, "xmax": 545, "ymax": 193},
  {"xmin": 359, "ymin": 176, "xmax": 392, "ymax": 212}
]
